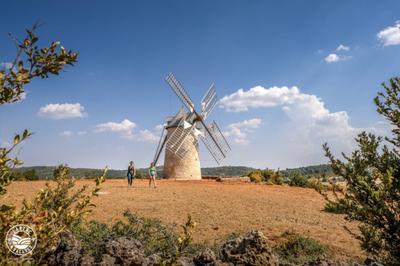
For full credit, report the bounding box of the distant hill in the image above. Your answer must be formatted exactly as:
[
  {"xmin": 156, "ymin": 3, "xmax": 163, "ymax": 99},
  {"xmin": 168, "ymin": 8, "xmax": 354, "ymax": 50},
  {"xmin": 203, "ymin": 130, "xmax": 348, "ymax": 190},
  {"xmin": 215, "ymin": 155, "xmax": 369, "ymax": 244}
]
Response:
[
  {"xmin": 13, "ymin": 164, "xmax": 331, "ymax": 179},
  {"xmin": 280, "ymin": 164, "xmax": 333, "ymax": 177}
]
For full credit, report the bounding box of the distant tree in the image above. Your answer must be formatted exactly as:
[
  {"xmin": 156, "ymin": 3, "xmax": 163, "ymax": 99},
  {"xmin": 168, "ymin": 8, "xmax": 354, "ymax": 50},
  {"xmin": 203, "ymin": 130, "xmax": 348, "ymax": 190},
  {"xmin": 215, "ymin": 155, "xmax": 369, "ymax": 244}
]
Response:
[
  {"xmin": 288, "ymin": 171, "xmax": 308, "ymax": 187},
  {"xmin": 24, "ymin": 169, "xmax": 38, "ymax": 180},
  {"xmin": 323, "ymin": 77, "xmax": 400, "ymax": 265}
]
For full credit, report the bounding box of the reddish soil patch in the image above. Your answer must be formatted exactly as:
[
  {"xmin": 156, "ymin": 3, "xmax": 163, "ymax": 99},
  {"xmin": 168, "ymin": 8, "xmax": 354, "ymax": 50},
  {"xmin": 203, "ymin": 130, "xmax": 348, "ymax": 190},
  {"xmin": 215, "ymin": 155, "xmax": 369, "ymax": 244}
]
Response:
[{"xmin": 2, "ymin": 179, "xmax": 364, "ymax": 262}]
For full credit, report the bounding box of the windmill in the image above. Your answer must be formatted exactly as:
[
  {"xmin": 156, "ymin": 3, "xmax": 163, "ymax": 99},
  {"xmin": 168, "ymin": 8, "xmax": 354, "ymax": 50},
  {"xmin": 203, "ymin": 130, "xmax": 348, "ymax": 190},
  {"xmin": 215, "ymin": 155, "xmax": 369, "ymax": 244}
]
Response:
[{"xmin": 153, "ymin": 72, "xmax": 231, "ymax": 180}]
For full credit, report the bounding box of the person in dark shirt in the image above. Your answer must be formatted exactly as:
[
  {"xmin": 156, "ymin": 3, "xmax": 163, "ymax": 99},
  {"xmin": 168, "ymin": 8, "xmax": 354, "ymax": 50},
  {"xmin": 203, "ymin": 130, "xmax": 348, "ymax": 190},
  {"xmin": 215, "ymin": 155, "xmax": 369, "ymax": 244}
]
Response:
[{"xmin": 127, "ymin": 161, "xmax": 136, "ymax": 187}]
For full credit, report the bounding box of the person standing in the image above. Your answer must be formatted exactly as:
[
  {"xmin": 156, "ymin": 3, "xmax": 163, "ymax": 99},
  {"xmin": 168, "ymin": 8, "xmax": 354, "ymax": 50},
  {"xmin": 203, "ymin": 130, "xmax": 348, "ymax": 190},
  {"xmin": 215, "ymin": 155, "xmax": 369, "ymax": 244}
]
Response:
[
  {"xmin": 127, "ymin": 161, "xmax": 136, "ymax": 187},
  {"xmin": 148, "ymin": 162, "xmax": 157, "ymax": 188}
]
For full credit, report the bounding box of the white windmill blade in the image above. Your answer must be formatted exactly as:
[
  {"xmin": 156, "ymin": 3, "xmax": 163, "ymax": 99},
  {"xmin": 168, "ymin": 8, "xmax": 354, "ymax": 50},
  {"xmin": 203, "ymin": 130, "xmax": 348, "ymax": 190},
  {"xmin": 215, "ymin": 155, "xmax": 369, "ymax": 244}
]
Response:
[
  {"xmin": 197, "ymin": 122, "xmax": 224, "ymax": 164},
  {"xmin": 200, "ymin": 131, "xmax": 224, "ymax": 164},
  {"xmin": 209, "ymin": 121, "xmax": 231, "ymax": 154},
  {"xmin": 202, "ymin": 94, "xmax": 217, "ymax": 120},
  {"xmin": 201, "ymin": 84, "xmax": 216, "ymax": 111},
  {"xmin": 165, "ymin": 72, "xmax": 195, "ymax": 112},
  {"xmin": 200, "ymin": 84, "xmax": 217, "ymax": 120},
  {"xmin": 153, "ymin": 126, "xmax": 167, "ymax": 164},
  {"xmin": 166, "ymin": 120, "xmax": 198, "ymax": 159}
]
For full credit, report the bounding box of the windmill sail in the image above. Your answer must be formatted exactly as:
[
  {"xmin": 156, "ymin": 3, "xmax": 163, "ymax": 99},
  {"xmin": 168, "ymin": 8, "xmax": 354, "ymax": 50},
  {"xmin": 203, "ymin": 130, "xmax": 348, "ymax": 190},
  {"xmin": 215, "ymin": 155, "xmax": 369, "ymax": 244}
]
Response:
[
  {"xmin": 165, "ymin": 72, "xmax": 195, "ymax": 112},
  {"xmin": 153, "ymin": 126, "xmax": 167, "ymax": 164},
  {"xmin": 166, "ymin": 120, "xmax": 198, "ymax": 159},
  {"xmin": 199, "ymin": 121, "xmax": 230, "ymax": 164},
  {"xmin": 200, "ymin": 84, "xmax": 217, "ymax": 120}
]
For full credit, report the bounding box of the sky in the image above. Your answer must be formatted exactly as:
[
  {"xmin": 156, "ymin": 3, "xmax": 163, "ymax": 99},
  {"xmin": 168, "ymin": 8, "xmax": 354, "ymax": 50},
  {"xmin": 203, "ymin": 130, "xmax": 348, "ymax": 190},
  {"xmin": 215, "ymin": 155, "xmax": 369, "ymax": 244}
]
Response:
[{"xmin": 1, "ymin": 0, "xmax": 400, "ymax": 170}]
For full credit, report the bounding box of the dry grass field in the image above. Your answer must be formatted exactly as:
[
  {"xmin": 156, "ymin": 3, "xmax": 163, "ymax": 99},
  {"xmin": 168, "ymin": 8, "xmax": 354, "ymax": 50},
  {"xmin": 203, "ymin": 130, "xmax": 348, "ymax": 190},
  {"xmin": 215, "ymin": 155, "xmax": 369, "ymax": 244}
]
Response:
[{"xmin": 1, "ymin": 179, "xmax": 364, "ymax": 262}]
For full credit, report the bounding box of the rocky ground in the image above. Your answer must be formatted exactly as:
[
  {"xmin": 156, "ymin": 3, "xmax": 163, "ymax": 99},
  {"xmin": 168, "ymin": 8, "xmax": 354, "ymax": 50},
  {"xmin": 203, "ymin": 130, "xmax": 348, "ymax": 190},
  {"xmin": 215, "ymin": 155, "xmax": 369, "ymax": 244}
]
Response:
[{"xmin": 48, "ymin": 230, "xmax": 341, "ymax": 266}]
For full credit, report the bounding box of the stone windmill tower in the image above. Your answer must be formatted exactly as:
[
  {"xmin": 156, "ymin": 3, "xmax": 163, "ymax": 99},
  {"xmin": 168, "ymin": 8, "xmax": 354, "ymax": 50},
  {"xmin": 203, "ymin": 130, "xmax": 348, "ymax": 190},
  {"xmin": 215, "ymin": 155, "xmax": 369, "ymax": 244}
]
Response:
[{"xmin": 153, "ymin": 73, "xmax": 231, "ymax": 180}]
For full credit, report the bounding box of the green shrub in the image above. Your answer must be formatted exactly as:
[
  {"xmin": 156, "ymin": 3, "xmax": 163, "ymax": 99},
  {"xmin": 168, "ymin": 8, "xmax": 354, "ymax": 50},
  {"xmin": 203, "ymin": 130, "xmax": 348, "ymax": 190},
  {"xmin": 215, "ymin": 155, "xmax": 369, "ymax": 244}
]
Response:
[
  {"xmin": 261, "ymin": 168, "xmax": 283, "ymax": 185},
  {"xmin": 324, "ymin": 199, "xmax": 347, "ymax": 214},
  {"xmin": 288, "ymin": 172, "xmax": 309, "ymax": 187},
  {"xmin": 0, "ymin": 165, "xmax": 106, "ymax": 264},
  {"xmin": 274, "ymin": 234, "xmax": 327, "ymax": 265},
  {"xmin": 248, "ymin": 170, "xmax": 263, "ymax": 183},
  {"xmin": 73, "ymin": 210, "xmax": 198, "ymax": 264},
  {"xmin": 247, "ymin": 168, "xmax": 283, "ymax": 184},
  {"xmin": 322, "ymin": 77, "xmax": 400, "ymax": 265},
  {"xmin": 307, "ymin": 177, "xmax": 324, "ymax": 192}
]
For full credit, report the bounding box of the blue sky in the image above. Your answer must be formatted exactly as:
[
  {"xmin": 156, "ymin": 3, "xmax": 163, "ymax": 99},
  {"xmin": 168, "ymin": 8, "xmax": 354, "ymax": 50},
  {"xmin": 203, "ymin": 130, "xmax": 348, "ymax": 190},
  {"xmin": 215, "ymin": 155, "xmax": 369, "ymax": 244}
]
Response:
[{"xmin": 1, "ymin": 1, "xmax": 400, "ymax": 169}]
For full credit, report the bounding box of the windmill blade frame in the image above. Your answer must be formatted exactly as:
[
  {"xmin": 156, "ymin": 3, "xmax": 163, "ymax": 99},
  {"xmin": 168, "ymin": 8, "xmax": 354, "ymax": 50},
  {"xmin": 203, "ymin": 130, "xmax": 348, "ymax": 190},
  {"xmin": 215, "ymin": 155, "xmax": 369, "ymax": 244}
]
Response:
[
  {"xmin": 209, "ymin": 121, "xmax": 231, "ymax": 154},
  {"xmin": 166, "ymin": 120, "xmax": 199, "ymax": 160},
  {"xmin": 197, "ymin": 120, "xmax": 230, "ymax": 164},
  {"xmin": 200, "ymin": 84, "xmax": 217, "ymax": 120},
  {"xmin": 153, "ymin": 126, "xmax": 167, "ymax": 165},
  {"xmin": 165, "ymin": 72, "xmax": 195, "ymax": 112}
]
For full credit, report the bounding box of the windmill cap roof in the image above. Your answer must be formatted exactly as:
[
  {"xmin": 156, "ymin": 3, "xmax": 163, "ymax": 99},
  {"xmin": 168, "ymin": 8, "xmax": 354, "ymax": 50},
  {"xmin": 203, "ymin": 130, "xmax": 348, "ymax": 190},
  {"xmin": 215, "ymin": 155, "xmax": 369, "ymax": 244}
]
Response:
[{"xmin": 166, "ymin": 108, "xmax": 189, "ymax": 128}]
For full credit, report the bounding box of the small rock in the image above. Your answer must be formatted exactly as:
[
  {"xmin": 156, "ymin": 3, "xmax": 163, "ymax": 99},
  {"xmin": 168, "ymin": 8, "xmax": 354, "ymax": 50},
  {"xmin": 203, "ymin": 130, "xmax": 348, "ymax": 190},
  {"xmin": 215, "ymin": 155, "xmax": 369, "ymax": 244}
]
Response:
[
  {"xmin": 105, "ymin": 237, "xmax": 146, "ymax": 266},
  {"xmin": 219, "ymin": 230, "xmax": 278, "ymax": 266},
  {"xmin": 80, "ymin": 255, "xmax": 95, "ymax": 265},
  {"xmin": 97, "ymin": 254, "xmax": 116, "ymax": 266},
  {"xmin": 193, "ymin": 248, "xmax": 218, "ymax": 266},
  {"xmin": 145, "ymin": 254, "xmax": 161, "ymax": 266},
  {"xmin": 49, "ymin": 230, "xmax": 82, "ymax": 266},
  {"xmin": 302, "ymin": 257, "xmax": 336, "ymax": 266}
]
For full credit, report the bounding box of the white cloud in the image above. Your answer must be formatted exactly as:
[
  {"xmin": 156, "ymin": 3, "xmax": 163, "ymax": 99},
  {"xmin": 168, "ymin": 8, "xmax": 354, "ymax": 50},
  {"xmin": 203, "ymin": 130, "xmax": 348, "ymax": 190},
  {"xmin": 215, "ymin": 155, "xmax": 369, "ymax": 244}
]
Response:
[
  {"xmin": 137, "ymin": 129, "xmax": 159, "ymax": 142},
  {"xmin": 224, "ymin": 118, "xmax": 262, "ymax": 145},
  {"xmin": 220, "ymin": 85, "xmax": 362, "ymax": 143},
  {"xmin": 38, "ymin": 103, "xmax": 86, "ymax": 119},
  {"xmin": 324, "ymin": 53, "xmax": 340, "ymax": 63},
  {"xmin": 377, "ymin": 21, "xmax": 400, "ymax": 46},
  {"xmin": 220, "ymin": 86, "xmax": 301, "ymax": 112},
  {"xmin": 60, "ymin": 130, "xmax": 73, "ymax": 137},
  {"xmin": 324, "ymin": 53, "xmax": 351, "ymax": 63},
  {"xmin": 95, "ymin": 119, "xmax": 136, "ymax": 138},
  {"xmin": 95, "ymin": 120, "xmax": 165, "ymax": 143},
  {"xmin": 336, "ymin": 44, "xmax": 350, "ymax": 51},
  {"xmin": 77, "ymin": 131, "xmax": 87, "ymax": 135}
]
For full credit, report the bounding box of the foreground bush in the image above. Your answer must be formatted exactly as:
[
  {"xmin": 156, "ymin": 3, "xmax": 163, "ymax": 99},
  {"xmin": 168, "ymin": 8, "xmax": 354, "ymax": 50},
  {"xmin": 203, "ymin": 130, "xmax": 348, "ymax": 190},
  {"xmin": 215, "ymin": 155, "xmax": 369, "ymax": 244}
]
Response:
[
  {"xmin": 323, "ymin": 199, "xmax": 347, "ymax": 214},
  {"xmin": 275, "ymin": 234, "xmax": 327, "ymax": 265},
  {"xmin": 72, "ymin": 210, "xmax": 197, "ymax": 264},
  {"xmin": 322, "ymin": 77, "xmax": 400, "ymax": 265},
  {"xmin": 0, "ymin": 165, "xmax": 106, "ymax": 264}
]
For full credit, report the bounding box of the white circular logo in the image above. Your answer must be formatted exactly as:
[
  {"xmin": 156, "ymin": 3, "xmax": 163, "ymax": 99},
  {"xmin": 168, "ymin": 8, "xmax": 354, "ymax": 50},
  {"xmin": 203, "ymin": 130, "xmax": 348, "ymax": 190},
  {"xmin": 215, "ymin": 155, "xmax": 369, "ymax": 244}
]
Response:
[{"xmin": 5, "ymin": 224, "xmax": 37, "ymax": 256}]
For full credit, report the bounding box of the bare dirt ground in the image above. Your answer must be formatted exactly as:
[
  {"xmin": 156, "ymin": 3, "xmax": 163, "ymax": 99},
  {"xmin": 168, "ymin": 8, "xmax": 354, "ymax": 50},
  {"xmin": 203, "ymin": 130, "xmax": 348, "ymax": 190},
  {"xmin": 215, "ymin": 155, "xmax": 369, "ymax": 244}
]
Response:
[{"xmin": 2, "ymin": 179, "xmax": 364, "ymax": 262}]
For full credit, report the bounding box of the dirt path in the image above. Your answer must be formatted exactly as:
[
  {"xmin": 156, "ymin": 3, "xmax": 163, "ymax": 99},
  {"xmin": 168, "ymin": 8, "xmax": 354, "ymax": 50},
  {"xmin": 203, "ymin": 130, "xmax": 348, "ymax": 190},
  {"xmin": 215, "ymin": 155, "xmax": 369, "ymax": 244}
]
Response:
[{"xmin": 2, "ymin": 179, "xmax": 364, "ymax": 262}]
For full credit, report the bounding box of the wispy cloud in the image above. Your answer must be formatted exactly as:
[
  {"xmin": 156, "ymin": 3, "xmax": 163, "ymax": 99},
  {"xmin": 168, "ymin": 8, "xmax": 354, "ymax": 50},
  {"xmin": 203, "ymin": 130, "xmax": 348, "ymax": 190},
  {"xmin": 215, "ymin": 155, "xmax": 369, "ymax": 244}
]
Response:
[
  {"xmin": 60, "ymin": 130, "xmax": 73, "ymax": 137},
  {"xmin": 137, "ymin": 129, "xmax": 159, "ymax": 142},
  {"xmin": 336, "ymin": 44, "xmax": 350, "ymax": 51},
  {"xmin": 224, "ymin": 118, "xmax": 262, "ymax": 145},
  {"xmin": 38, "ymin": 103, "xmax": 87, "ymax": 119},
  {"xmin": 377, "ymin": 21, "xmax": 400, "ymax": 46}
]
